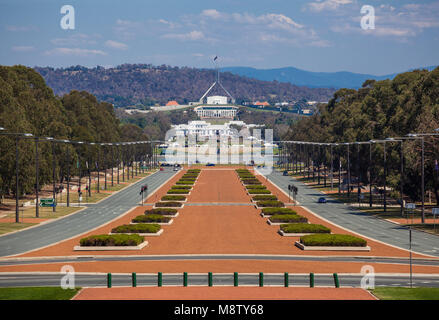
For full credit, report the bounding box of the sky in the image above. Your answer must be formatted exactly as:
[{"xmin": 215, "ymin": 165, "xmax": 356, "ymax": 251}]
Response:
[{"xmin": 1, "ymin": 0, "xmax": 438, "ymax": 75}]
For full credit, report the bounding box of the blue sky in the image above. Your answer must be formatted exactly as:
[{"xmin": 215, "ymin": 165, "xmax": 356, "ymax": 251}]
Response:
[{"xmin": 1, "ymin": 0, "xmax": 438, "ymax": 75}]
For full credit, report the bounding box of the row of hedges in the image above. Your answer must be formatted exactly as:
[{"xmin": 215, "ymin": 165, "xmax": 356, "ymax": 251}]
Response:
[
  {"xmin": 300, "ymin": 234, "xmax": 367, "ymax": 247},
  {"xmin": 167, "ymin": 189, "xmax": 190, "ymax": 194},
  {"xmin": 170, "ymin": 185, "xmax": 191, "ymax": 190},
  {"xmin": 161, "ymin": 195, "xmax": 186, "ymax": 201},
  {"xmin": 262, "ymin": 208, "xmax": 296, "ymax": 215},
  {"xmin": 256, "ymin": 200, "xmax": 284, "ymax": 207},
  {"xmin": 246, "ymin": 185, "xmax": 267, "ymax": 190},
  {"xmin": 280, "ymin": 223, "xmax": 330, "ymax": 234},
  {"xmin": 80, "ymin": 234, "xmax": 144, "ymax": 246},
  {"xmin": 145, "ymin": 208, "xmax": 178, "ymax": 215},
  {"xmin": 242, "ymin": 179, "xmax": 262, "ymax": 185},
  {"xmin": 248, "ymin": 189, "xmax": 271, "ymax": 194},
  {"xmin": 111, "ymin": 223, "xmax": 161, "ymax": 234},
  {"xmin": 155, "ymin": 201, "xmax": 183, "ymax": 207}
]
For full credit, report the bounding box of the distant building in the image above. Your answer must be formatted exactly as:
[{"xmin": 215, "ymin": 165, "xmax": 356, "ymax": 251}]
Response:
[
  {"xmin": 207, "ymin": 96, "xmax": 228, "ymax": 105},
  {"xmin": 166, "ymin": 100, "xmax": 179, "ymax": 106},
  {"xmin": 194, "ymin": 105, "xmax": 238, "ymax": 119},
  {"xmin": 254, "ymin": 101, "xmax": 270, "ymax": 107}
]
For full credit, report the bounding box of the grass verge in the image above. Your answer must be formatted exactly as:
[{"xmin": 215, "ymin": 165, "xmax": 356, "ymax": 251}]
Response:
[{"xmin": 0, "ymin": 287, "xmax": 81, "ymax": 300}]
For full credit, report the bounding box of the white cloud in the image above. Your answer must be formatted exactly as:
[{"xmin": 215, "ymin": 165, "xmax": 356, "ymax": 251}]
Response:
[
  {"xmin": 201, "ymin": 9, "xmax": 223, "ymax": 19},
  {"xmin": 51, "ymin": 33, "xmax": 100, "ymax": 46},
  {"xmin": 11, "ymin": 46, "xmax": 35, "ymax": 52},
  {"xmin": 105, "ymin": 40, "xmax": 128, "ymax": 50},
  {"xmin": 163, "ymin": 30, "xmax": 206, "ymax": 41},
  {"xmin": 307, "ymin": 0, "xmax": 353, "ymax": 12},
  {"xmin": 44, "ymin": 48, "xmax": 107, "ymax": 57}
]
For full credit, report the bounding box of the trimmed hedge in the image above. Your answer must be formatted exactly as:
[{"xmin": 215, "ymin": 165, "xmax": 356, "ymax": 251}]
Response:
[
  {"xmin": 167, "ymin": 189, "xmax": 190, "ymax": 194},
  {"xmin": 155, "ymin": 201, "xmax": 183, "ymax": 207},
  {"xmin": 270, "ymin": 214, "xmax": 308, "ymax": 223},
  {"xmin": 256, "ymin": 200, "xmax": 284, "ymax": 207},
  {"xmin": 111, "ymin": 223, "xmax": 161, "ymax": 234},
  {"xmin": 182, "ymin": 175, "xmax": 198, "ymax": 179},
  {"xmin": 161, "ymin": 195, "xmax": 186, "ymax": 201},
  {"xmin": 252, "ymin": 195, "xmax": 278, "ymax": 201},
  {"xmin": 245, "ymin": 185, "xmax": 267, "ymax": 190},
  {"xmin": 79, "ymin": 234, "xmax": 144, "ymax": 246},
  {"xmin": 170, "ymin": 185, "xmax": 192, "ymax": 190},
  {"xmin": 300, "ymin": 234, "xmax": 367, "ymax": 247},
  {"xmin": 145, "ymin": 208, "xmax": 178, "ymax": 215},
  {"xmin": 262, "ymin": 207, "xmax": 296, "ymax": 215},
  {"xmin": 236, "ymin": 169, "xmax": 250, "ymax": 173},
  {"xmin": 132, "ymin": 214, "xmax": 171, "ymax": 223},
  {"xmin": 280, "ymin": 223, "xmax": 330, "ymax": 234},
  {"xmin": 187, "ymin": 169, "xmax": 201, "ymax": 173},
  {"xmin": 248, "ymin": 189, "xmax": 271, "ymax": 194},
  {"xmin": 242, "ymin": 179, "xmax": 262, "ymax": 185}
]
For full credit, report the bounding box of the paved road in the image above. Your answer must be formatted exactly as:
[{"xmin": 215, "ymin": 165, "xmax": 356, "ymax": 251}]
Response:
[
  {"xmin": 0, "ymin": 272, "xmax": 438, "ymax": 288},
  {"xmin": 258, "ymin": 169, "xmax": 439, "ymax": 258},
  {"xmin": 0, "ymin": 168, "xmax": 177, "ymax": 258}
]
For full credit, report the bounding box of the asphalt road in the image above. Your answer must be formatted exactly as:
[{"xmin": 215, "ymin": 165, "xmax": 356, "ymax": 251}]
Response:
[
  {"xmin": 0, "ymin": 168, "xmax": 177, "ymax": 258},
  {"xmin": 0, "ymin": 272, "xmax": 438, "ymax": 288},
  {"xmin": 258, "ymin": 169, "xmax": 439, "ymax": 258}
]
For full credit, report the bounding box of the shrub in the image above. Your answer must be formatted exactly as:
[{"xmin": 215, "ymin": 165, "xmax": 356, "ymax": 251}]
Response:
[
  {"xmin": 280, "ymin": 223, "xmax": 330, "ymax": 234},
  {"xmin": 182, "ymin": 174, "xmax": 198, "ymax": 179},
  {"xmin": 111, "ymin": 223, "xmax": 161, "ymax": 234},
  {"xmin": 161, "ymin": 195, "xmax": 186, "ymax": 201},
  {"xmin": 256, "ymin": 200, "xmax": 284, "ymax": 207},
  {"xmin": 176, "ymin": 181, "xmax": 194, "ymax": 185},
  {"xmin": 248, "ymin": 189, "xmax": 271, "ymax": 194},
  {"xmin": 187, "ymin": 169, "xmax": 201, "ymax": 173},
  {"xmin": 167, "ymin": 189, "xmax": 190, "ymax": 194},
  {"xmin": 246, "ymin": 185, "xmax": 267, "ymax": 190},
  {"xmin": 270, "ymin": 214, "xmax": 308, "ymax": 223},
  {"xmin": 155, "ymin": 201, "xmax": 183, "ymax": 207},
  {"xmin": 132, "ymin": 214, "xmax": 171, "ymax": 223},
  {"xmin": 145, "ymin": 208, "xmax": 178, "ymax": 215},
  {"xmin": 262, "ymin": 207, "xmax": 296, "ymax": 215},
  {"xmin": 236, "ymin": 169, "xmax": 250, "ymax": 173},
  {"xmin": 242, "ymin": 179, "xmax": 262, "ymax": 185},
  {"xmin": 238, "ymin": 174, "xmax": 255, "ymax": 178},
  {"xmin": 252, "ymin": 195, "xmax": 277, "ymax": 201},
  {"xmin": 300, "ymin": 234, "xmax": 367, "ymax": 247},
  {"xmin": 79, "ymin": 234, "xmax": 144, "ymax": 246}
]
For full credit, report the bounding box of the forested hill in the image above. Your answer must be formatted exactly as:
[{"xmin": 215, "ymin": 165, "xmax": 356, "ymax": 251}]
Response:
[{"xmin": 34, "ymin": 64, "xmax": 336, "ymax": 108}]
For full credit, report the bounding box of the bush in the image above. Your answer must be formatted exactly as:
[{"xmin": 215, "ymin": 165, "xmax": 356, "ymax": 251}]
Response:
[
  {"xmin": 238, "ymin": 174, "xmax": 255, "ymax": 179},
  {"xmin": 270, "ymin": 214, "xmax": 308, "ymax": 223},
  {"xmin": 182, "ymin": 174, "xmax": 198, "ymax": 179},
  {"xmin": 246, "ymin": 185, "xmax": 267, "ymax": 190},
  {"xmin": 262, "ymin": 207, "xmax": 296, "ymax": 215},
  {"xmin": 236, "ymin": 169, "xmax": 250, "ymax": 173},
  {"xmin": 161, "ymin": 195, "xmax": 186, "ymax": 201},
  {"xmin": 300, "ymin": 234, "xmax": 367, "ymax": 247},
  {"xmin": 252, "ymin": 195, "xmax": 277, "ymax": 201},
  {"xmin": 167, "ymin": 189, "xmax": 190, "ymax": 194},
  {"xmin": 132, "ymin": 214, "xmax": 171, "ymax": 223},
  {"xmin": 248, "ymin": 189, "xmax": 271, "ymax": 194},
  {"xmin": 155, "ymin": 201, "xmax": 183, "ymax": 207},
  {"xmin": 79, "ymin": 234, "xmax": 144, "ymax": 246},
  {"xmin": 187, "ymin": 169, "xmax": 201, "ymax": 173},
  {"xmin": 145, "ymin": 208, "xmax": 178, "ymax": 215},
  {"xmin": 111, "ymin": 223, "xmax": 161, "ymax": 234},
  {"xmin": 256, "ymin": 200, "xmax": 284, "ymax": 207},
  {"xmin": 280, "ymin": 223, "xmax": 330, "ymax": 234}
]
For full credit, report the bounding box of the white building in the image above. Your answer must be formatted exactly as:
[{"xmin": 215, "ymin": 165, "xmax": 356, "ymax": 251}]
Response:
[
  {"xmin": 194, "ymin": 105, "xmax": 238, "ymax": 119},
  {"xmin": 207, "ymin": 96, "xmax": 228, "ymax": 105}
]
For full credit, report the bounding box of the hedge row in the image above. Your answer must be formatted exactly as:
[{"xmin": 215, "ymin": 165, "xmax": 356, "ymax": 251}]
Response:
[
  {"xmin": 262, "ymin": 207, "xmax": 296, "ymax": 215},
  {"xmin": 176, "ymin": 181, "xmax": 194, "ymax": 185},
  {"xmin": 280, "ymin": 223, "xmax": 330, "ymax": 234},
  {"xmin": 132, "ymin": 214, "xmax": 171, "ymax": 223},
  {"xmin": 145, "ymin": 208, "xmax": 178, "ymax": 215},
  {"xmin": 242, "ymin": 179, "xmax": 262, "ymax": 185},
  {"xmin": 256, "ymin": 200, "xmax": 284, "ymax": 207},
  {"xmin": 252, "ymin": 195, "xmax": 277, "ymax": 201},
  {"xmin": 79, "ymin": 234, "xmax": 144, "ymax": 246},
  {"xmin": 170, "ymin": 185, "xmax": 191, "ymax": 190},
  {"xmin": 111, "ymin": 223, "xmax": 161, "ymax": 234},
  {"xmin": 270, "ymin": 214, "xmax": 308, "ymax": 223},
  {"xmin": 161, "ymin": 195, "xmax": 186, "ymax": 201},
  {"xmin": 246, "ymin": 185, "xmax": 267, "ymax": 190},
  {"xmin": 155, "ymin": 201, "xmax": 183, "ymax": 207},
  {"xmin": 300, "ymin": 234, "xmax": 367, "ymax": 247}
]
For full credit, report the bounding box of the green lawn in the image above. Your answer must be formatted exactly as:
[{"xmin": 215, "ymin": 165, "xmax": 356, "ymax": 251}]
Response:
[
  {"xmin": 0, "ymin": 223, "xmax": 37, "ymax": 235},
  {"xmin": 371, "ymin": 287, "xmax": 439, "ymax": 300},
  {"xmin": 0, "ymin": 287, "xmax": 81, "ymax": 300}
]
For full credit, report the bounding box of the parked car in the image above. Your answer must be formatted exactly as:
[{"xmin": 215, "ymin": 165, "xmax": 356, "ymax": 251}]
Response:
[
  {"xmin": 318, "ymin": 197, "xmax": 327, "ymax": 203},
  {"xmin": 206, "ymin": 163, "xmax": 215, "ymax": 167},
  {"xmin": 283, "ymin": 170, "xmax": 288, "ymax": 176}
]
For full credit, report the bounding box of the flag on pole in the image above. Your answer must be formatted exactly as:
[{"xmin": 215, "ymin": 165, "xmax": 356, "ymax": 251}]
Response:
[{"xmin": 213, "ymin": 56, "xmax": 218, "ymax": 61}]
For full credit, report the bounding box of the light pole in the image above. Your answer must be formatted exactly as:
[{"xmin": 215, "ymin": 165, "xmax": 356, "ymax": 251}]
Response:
[{"xmin": 0, "ymin": 130, "xmax": 33, "ymax": 223}]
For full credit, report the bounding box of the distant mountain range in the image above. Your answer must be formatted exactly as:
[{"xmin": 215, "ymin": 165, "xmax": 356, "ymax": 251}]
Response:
[{"xmin": 222, "ymin": 65, "xmax": 438, "ymax": 89}]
